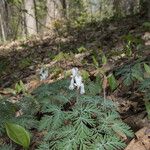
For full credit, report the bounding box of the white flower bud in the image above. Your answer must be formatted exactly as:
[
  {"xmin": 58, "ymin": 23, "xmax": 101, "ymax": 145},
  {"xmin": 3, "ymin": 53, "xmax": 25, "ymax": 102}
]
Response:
[
  {"xmin": 69, "ymin": 67, "xmax": 85, "ymax": 94},
  {"xmin": 69, "ymin": 78, "xmax": 75, "ymax": 90},
  {"xmin": 71, "ymin": 68, "xmax": 78, "ymax": 77},
  {"xmin": 75, "ymin": 75, "xmax": 82, "ymax": 89},
  {"xmin": 80, "ymin": 83, "xmax": 85, "ymax": 94}
]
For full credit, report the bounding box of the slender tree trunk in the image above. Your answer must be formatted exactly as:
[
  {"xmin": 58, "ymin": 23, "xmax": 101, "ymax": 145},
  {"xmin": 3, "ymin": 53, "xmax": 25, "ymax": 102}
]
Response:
[
  {"xmin": 20, "ymin": 1, "xmax": 27, "ymax": 38},
  {"xmin": 24, "ymin": 0, "xmax": 37, "ymax": 35},
  {"xmin": 33, "ymin": 0, "xmax": 38, "ymax": 32},
  {"xmin": 0, "ymin": 14, "xmax": 6, "ymax": 41},
  {"xmin": 0, "ymin": 0, "xmax": 6, "ymax": 41}
]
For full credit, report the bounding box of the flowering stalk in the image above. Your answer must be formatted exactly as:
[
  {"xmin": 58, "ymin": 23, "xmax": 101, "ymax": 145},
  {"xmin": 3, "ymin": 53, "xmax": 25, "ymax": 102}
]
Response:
[
  {"xmin": 102, "ymin": 75, "xmax": 107, "ymax": 101},
  {"xmin": 69, "ymin": 68, "xmax": 85, "ymax": 101}
]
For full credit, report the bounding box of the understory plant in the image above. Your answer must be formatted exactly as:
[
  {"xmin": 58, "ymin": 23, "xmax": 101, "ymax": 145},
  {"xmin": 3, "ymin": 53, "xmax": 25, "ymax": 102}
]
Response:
[
  {"xmin": 116, "ymin": 60, "xmax": 150, "ymax": 119},
  {"xmin": 34, "ymin": 68, "xmax": 133, "ymax": 150},
  {"xmin": 0, "ymin": 68, "xmax": 133, "ymax": 150},
  {"xmin": 0, "ymin": 94, "xmax": 38, "ymax": 149}
]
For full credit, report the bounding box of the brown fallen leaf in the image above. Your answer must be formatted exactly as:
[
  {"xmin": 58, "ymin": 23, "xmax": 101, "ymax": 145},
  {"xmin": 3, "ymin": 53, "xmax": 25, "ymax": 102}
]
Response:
[
  {"xmin": 125, "ymin": 127, "xmax": 150, "ymax": 150},
  {"xmin": 25, "ymin": 80, "xmax": 41, "ymax": 92},
  {"xmin": 0, "ymin": 88, "xmax": 16, "ymax": 95},
  {"xmin": 16, "ymin": 109, "xmax": 23, "ymax": 117}
]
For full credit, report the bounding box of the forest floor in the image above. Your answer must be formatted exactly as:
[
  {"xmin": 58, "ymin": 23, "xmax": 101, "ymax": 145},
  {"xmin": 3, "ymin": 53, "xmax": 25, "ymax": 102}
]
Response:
[{"xmin": 0, "ymin": 14, "xmax": 150, "ymax": 149}]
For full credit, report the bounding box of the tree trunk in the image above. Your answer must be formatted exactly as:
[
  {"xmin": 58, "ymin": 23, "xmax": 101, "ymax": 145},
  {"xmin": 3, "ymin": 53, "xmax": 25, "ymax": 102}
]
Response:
[
  {"xmin": 0, "ymin": 0, "xmax": 6, "ymax": 41},
  {"xmin": 45, "ymin": 0, "xmax": 64, "ymax": 28},
  {"xmin": 24, "ymin": 0, "xmax": 37, "ymax": 35},
  {"xmin": 0, "ymin": 14, "xmax": 6, "ymax": 42},
  {"xmin": 148, "ymin": 0, "xmax": 150, "ymax": 20}
]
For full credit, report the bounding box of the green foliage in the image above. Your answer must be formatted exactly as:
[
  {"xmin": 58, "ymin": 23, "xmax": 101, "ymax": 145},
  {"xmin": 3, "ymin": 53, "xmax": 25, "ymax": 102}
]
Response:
[
  {"xmin": 102, "ymin": 54, "xmax": 107, "ymax": 65},
  {"xmin": 144, "ymin": 63, "xmax": 150, "ymax": 75},
  {"xmin": 35, "ymin": 142, "xmax": 51, "ymax": 150},
  {"xmin": 137, "ymin": 63, "xmax": 150, "ymax": 119},
  {"xmin": 92, "ymin": 55, "xmax": 99, "ymax": 68},
  {"xmin": 77, "ymin": 46, "xmax": 87, "ymax": 53},
  {"xmin": 67, "ymin": 0, "xmax": 86, "ymax": 21},
  {"xmin": 125, "ymin": 41, "xmax": 132, "ymax": 57},
  {"xmin": 7, "ymin": 0, "xmax": 22, "ymax": 5},
  {"xmin": 36, "ymin": 0, "xmax": 47, "ymax": 20},
  {"xmin": 108, "ymin": 73, "xmax": 118, "ymax": 91},
  {"xmin": 33, "ymin": 79, "xmax": 133, "ymax": 150},
  {"xmin": 116, "ymin": 62, "xmax": 143, "ymax": 86},
  {"xmin": 0, "ymin": 59, "xmax": 10, "ymax": 76},
  {"xmin": 53, "ymin": 52, "xmax": 73, "ymax": 62},
  {"xmin": 142, "ymin": 22, "xmax": 150, "ymax": 31},
  {"xmin": 92, "ymin": 50, "xmax": 108, "ymax": 68},
  {"xmin": 15, "ymin": 80, "xmax": 27, "ymax": 94},
  {"xmin": 0, "ymin": 98, "xmax": 16, "ymax": 134},
  {"xmin": 138, "ymin": 78, "xmax": 150, "ymax": 120},
  {"xmin": 19, "ymin": 58, "xmax": 32, "ymax": 69},
  {"xmin": 90, "ymin": 135, "xmax": 126, "ymax": 150},
  {"xmin": 16, "ymin": 96, "xmax": 40, "ymax": 129},
  {"xmin": 0, "ymin": 95, "xmax": 39, "ymax": 148},
  {"xmin": 5, "ymin": 122, "xmax": 30, "ymax": 149},
  {"xmin": 139, "ymin": 78, "xmax": 150, "ymax": 91},
  {"xmin": 49, "ymin": 66, "xmax": 63, "ymax": 79},
  {"xmin": 0, "ymin": 145, "xmax": 15, "ymax": 150},
  {"xmin": 116, "ymin": 60, "xmax": 150, "ymax": 119},
  {"xmin": 73, "ymin": 12, "xmax": 89, "ymax": 29},
  {"xmin": 85, "ymin": 76, "xmax": 102, "ymax": 95},
  {"xmin": 80, "ymin": 70, "xmax": 90, "ymax": 80},
  {"xmin": 0, "ymin": 77, "xmax": 133, "ymax": 149},
  {"xmin": 32, "ymin": 79, "xmax": 76, "ymax": 107},
  {"xmin": 122, "ymin": 34, "xmax": 142, "ymax": 45},
  {"xmin": 18, "ymin": 96, "xmax": 40, "ymax": 115},
  {"xmin": 145, "ymin": 100, "xmax": 150, "ymax": 119}
]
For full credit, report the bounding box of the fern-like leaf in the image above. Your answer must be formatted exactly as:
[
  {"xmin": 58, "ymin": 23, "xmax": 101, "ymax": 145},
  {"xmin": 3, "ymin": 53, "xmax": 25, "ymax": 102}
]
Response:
[
  {"xmin": 91, "ymin": 135, "xmax": 126, "ymax": 150},
  {"xmin": 0, "ymin": 145, "xmax": 15, "ymax": 150}
]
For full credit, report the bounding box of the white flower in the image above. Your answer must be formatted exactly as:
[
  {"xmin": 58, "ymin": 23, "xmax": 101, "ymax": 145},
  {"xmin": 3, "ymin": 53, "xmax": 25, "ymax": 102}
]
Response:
[
  {"xmin": 69, "ymin": 78, "xmax": 75, "ymax": 90},
  {"xmin": 69, "ymin": 67, "xmax": 85, "ymax": 94},
  {"xmin": 40, "ymin": 67, "xmax": 48, "ymax": 81},
  {"xmin": 71, "ymin": 67, "xmax": 78, "ymax": 77},
  {"xmin": 74, "ymin": 75, "xmax": 82, "ymax": 89},
  {"xmin": 80, "ymin": 83, "xmax": 85, "ymax": 94}
]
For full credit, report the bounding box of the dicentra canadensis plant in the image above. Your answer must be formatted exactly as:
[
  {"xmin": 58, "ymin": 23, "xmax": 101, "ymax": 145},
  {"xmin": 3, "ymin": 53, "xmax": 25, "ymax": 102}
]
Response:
[
  {"xmin": 35, "ymin": 68, "xmax": 133, "ymax": 150},
  {"xmin": 0, "ymin": 68, "xmax": 133, "ymax": 150}
]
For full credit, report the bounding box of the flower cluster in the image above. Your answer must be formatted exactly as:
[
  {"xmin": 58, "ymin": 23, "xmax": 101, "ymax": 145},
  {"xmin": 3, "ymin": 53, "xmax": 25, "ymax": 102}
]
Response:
[
  {"xmin": 69, "ymin": 68, "xmax": 85, "ymax": 94},
  {"xmin": 39, "ymin": 67, "xmax": 48, "ymax": 81}
]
